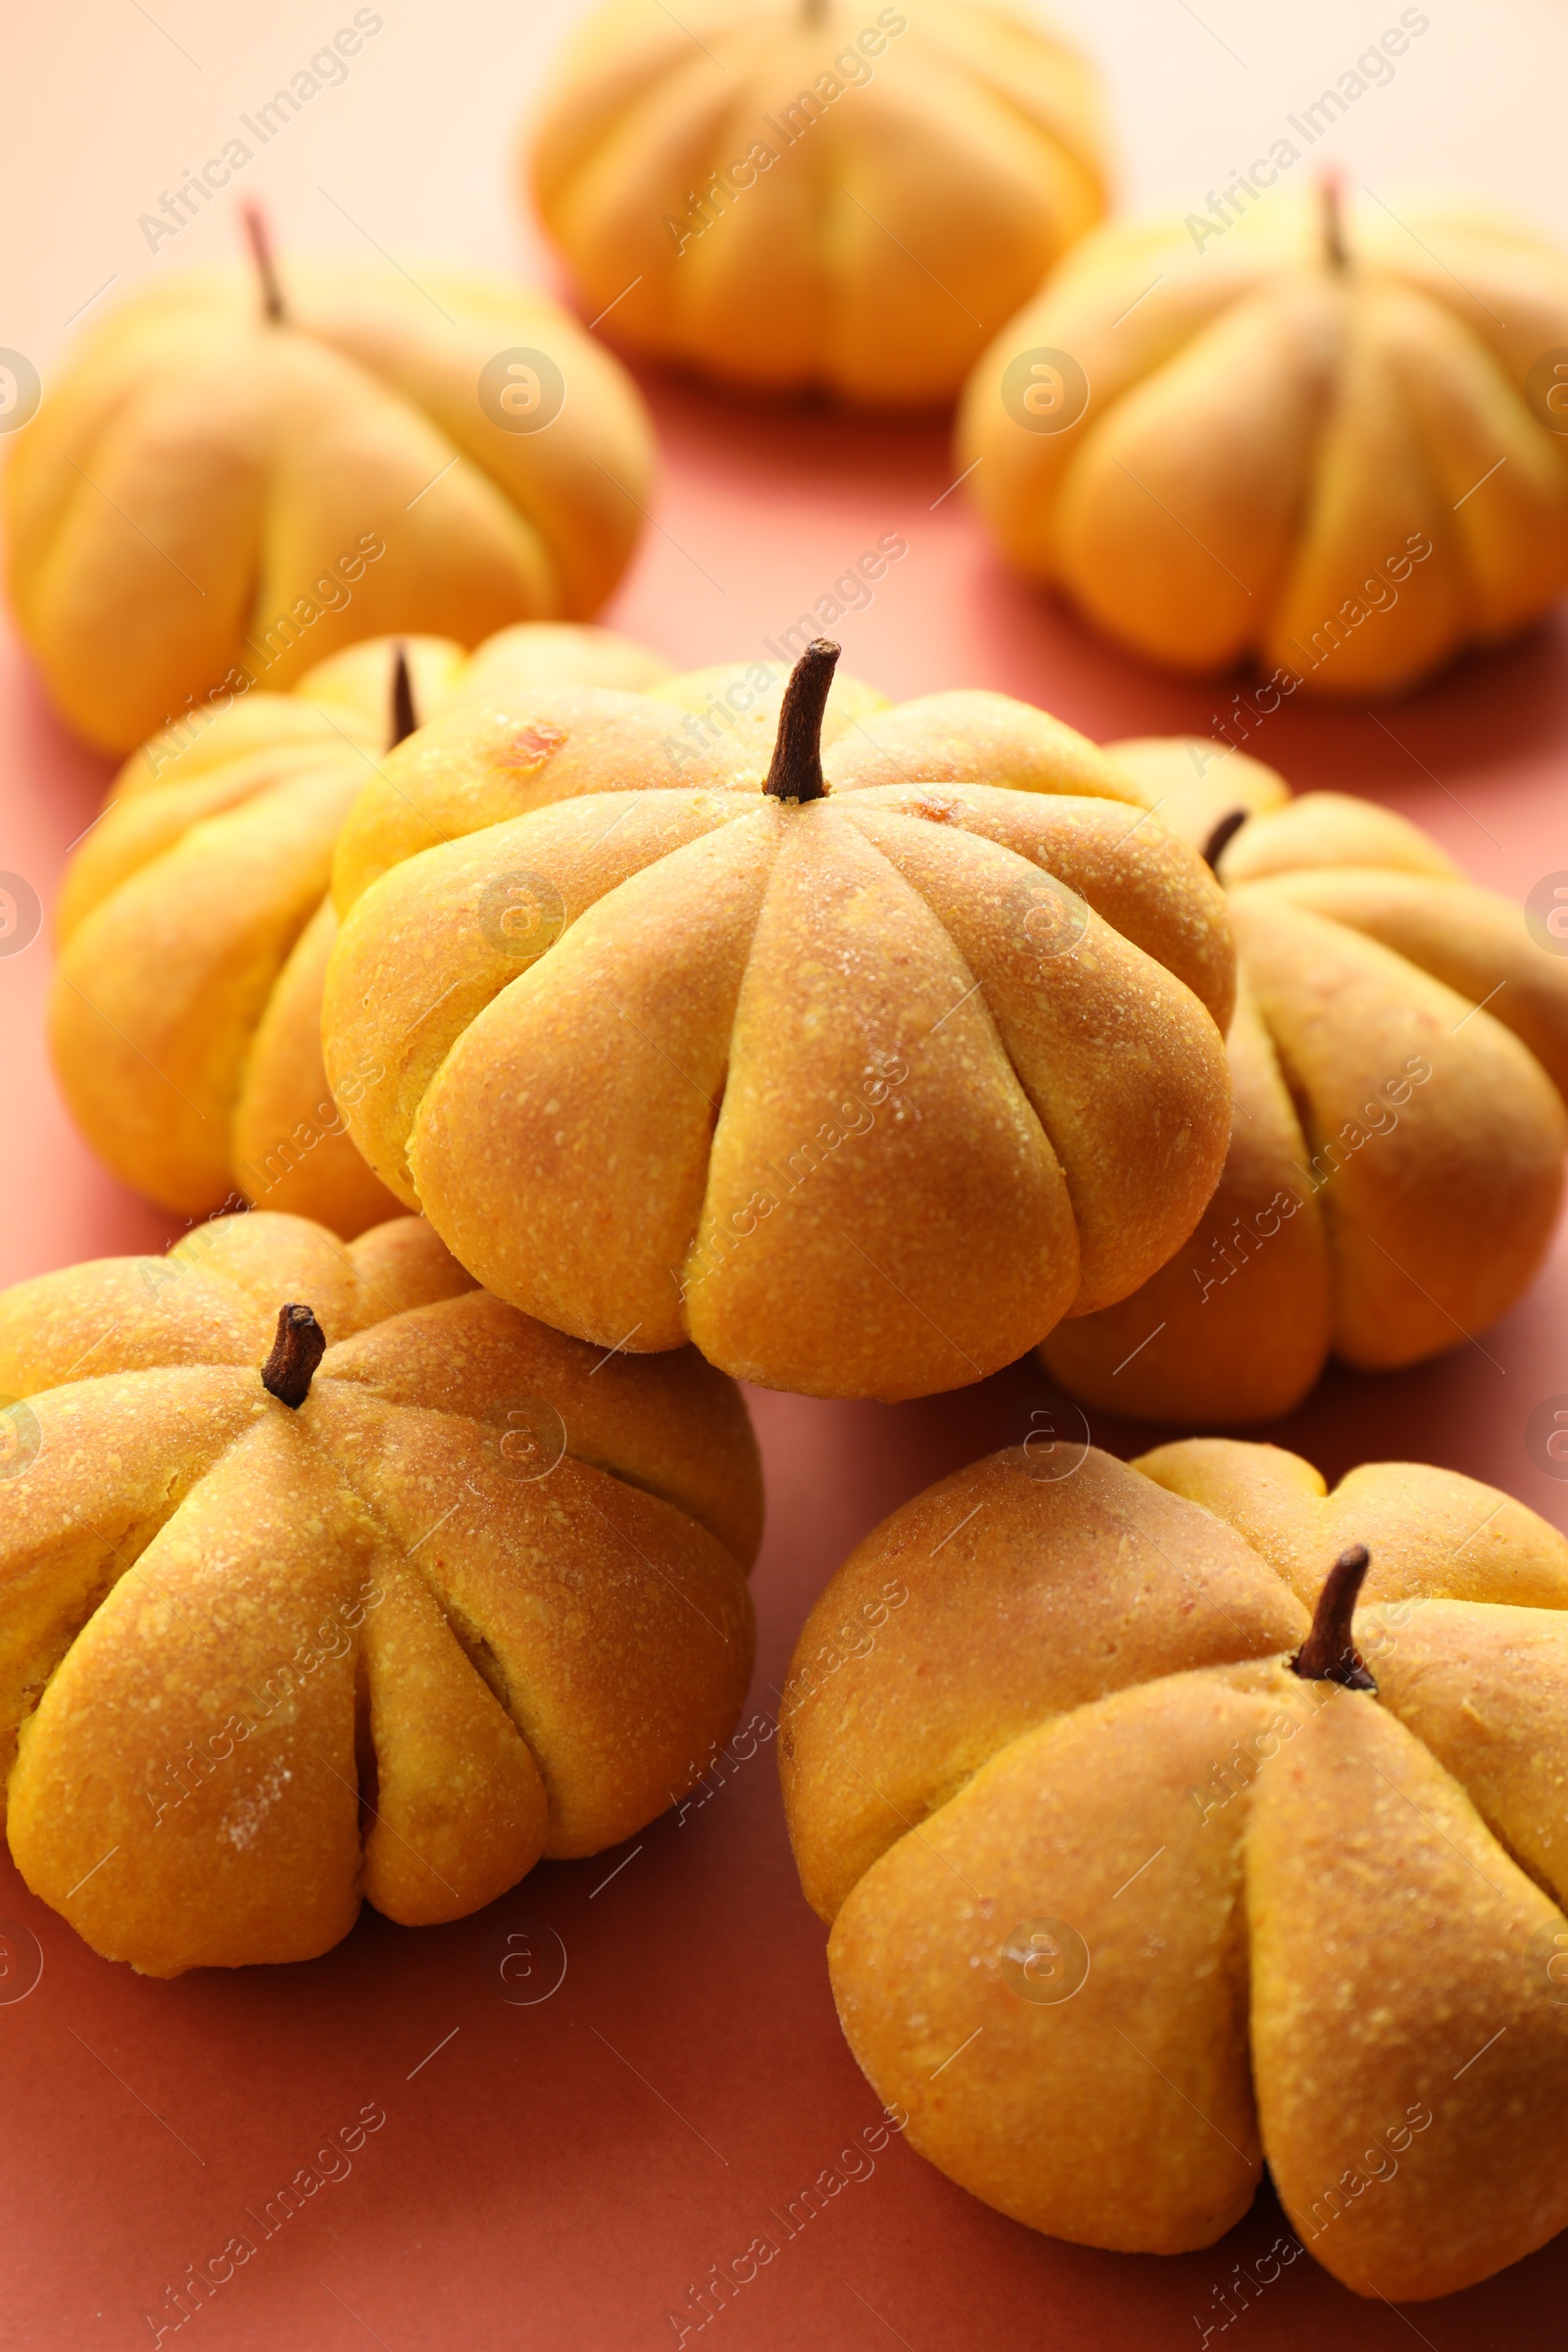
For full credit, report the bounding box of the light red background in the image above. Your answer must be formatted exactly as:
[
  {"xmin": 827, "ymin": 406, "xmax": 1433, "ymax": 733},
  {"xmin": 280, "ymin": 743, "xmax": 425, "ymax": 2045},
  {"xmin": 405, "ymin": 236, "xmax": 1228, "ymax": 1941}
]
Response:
[{"xmin": 5, "ymin": 3, "xmax": 1568, "ymax": 2345}]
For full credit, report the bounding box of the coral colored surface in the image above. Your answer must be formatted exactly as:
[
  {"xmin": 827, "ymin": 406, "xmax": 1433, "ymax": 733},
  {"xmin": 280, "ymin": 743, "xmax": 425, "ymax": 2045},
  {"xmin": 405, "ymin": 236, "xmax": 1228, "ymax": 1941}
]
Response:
[{"xmin": 5, "ymin": 3, "xmax": 1568, "ymax": 2345}]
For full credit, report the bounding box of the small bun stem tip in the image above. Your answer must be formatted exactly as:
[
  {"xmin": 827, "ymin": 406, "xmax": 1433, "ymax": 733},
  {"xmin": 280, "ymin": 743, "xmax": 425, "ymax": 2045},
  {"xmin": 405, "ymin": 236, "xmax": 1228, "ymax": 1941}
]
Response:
[
  {"xmin": 1200, "ymin": 808, "xmax": 1249, "ymax": 871},
  {"xmin": 764, "ymin": 640, "xmax": 840, "ymax": 805},
  {"xmin": 261, "ymin": 1302, "xmax": 324, "ymax": 1407},
  {"xmin": 1293, "ymin": 1544, "xmax": 1377, "ymax": 1691},
  {"xmin": 389, "ymin": 644, "xmax": 417, "ymax": 749},
  {"xmin": 242, "ymin": 202, "xmax": 285, "ymax": 323},
  {"xmin": 1320, "ymin": 172, "xmax": 1349, "ymax": 273}
]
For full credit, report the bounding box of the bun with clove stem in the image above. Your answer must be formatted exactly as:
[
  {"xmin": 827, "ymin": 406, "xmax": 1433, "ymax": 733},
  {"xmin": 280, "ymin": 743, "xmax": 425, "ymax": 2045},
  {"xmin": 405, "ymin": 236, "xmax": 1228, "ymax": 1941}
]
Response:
[
  {"xmin": 4, "ymin": 210, "xmax": 656, "ymax": 752},
  {"xmin": 0, "ymin": 1208, "xmax": 760, "ymax": 1977},
  {"xmin": 781, "ymin": 1435, "xmax": 1568, "ymax": 2298},
  {"xmin": 525, "ymin": 0, "xmax": 1109, "ymax": 409},
  {"xmin": 957, "ymin": 178, "xmax": 1568, "ymax": 695},
  {"xmin": 49, "ymin": 622, "xmax": 671, "ymax": 1232},
  {"xmin": 1040, "ymin": 737, "xmax": 1568, "ymax": 1420},
  {"xmin": 322, "ymin": 645, "xmax": 1237, "ymax": 1399}
]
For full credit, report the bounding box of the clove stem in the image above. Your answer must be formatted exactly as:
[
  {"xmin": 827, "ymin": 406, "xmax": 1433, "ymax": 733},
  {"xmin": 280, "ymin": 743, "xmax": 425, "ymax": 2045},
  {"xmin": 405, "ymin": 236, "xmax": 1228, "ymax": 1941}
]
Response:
[
  {"xmin": 388, "ymin": 644, "xmax": 417, "ymax": 749},
  {"xmin": 242, "ymin": 203, "xmax": 286, "ymax": 323},
  {"xmin": 1320, "ymin": 173, "xmax": 1349, "ymax": 274},
  {"xmin": 261, "ymin": 1303, "xmax": 325, "ymax": 1407},
  {"xmin": 1200, "ymin": 808, "xmax": 1249, "ymax": 871},
  {"xmin": 1293, "ymin": 1544, "xmax": 1377, "ymax": 1690},
  {"xmin": 763, "ymin": 640, "xmax": 840, "ymax": 804}
]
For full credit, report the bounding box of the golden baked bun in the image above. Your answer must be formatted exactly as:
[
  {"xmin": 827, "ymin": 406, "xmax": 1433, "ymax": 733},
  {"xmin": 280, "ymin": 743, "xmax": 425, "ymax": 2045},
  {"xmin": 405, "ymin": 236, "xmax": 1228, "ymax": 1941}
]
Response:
[
  {"xmin": 49, "ymin": 622, "xmax": 671, "ymax": 1234},
  {"xmin": 0, "ymin": 1209, "xmax": 760, "ymax": 1977},
  {"xmin": 526, "ymin": 0, "xmax": 1108, "ymax": 408},
  {"xmin": 781, "ymin": 1437, "xmax": 1568, "ymax": 2299},
  {"xmin": 1042, "ymin": 740, "xmax": 1568, "ymax": 1421},
  {"xmin": 5, "ymin": 222, "xmax": 656, "ymax": 752},
  {"xmin": 323, "ymin": 643, "xmax": 1236, "ymax": 1399},
  {"xmin": 957, "ymin": 181, "xmax": 1568, "ymax": 694}
]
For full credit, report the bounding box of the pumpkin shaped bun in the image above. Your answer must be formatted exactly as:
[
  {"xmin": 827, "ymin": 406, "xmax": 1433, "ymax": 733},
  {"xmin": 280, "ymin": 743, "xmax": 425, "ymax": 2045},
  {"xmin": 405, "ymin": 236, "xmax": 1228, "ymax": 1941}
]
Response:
[
  {"xmin": 526, "ymin": 0, "xmax": 1108, "ymax": 408},
  {"xmin": 4, "ymin": 215, "xmax": 656, "ymax": 753},
  {"xmin": 0, "ymin": 1210, "xmax": 760, "ymax": 1977},
  {"xmin": 1041, "ymin": 740, "xmax": 1568, "ymax": 1423},
  {"xmin": 49, "ymin": 622, "xmax": 670, "ymax": 1236},
  {"xmin": 781, "ymin": 1437, "xmax": 1568, "ymax": 2299},
  {"xmin": 958, "ymin": 181, "xmax": 1568, "ymax": 694},
  {"xmin": 322, "ymin": 644, "xmax": 1237, "ymax": 1399}
]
